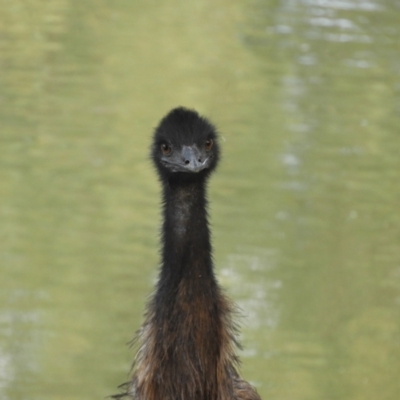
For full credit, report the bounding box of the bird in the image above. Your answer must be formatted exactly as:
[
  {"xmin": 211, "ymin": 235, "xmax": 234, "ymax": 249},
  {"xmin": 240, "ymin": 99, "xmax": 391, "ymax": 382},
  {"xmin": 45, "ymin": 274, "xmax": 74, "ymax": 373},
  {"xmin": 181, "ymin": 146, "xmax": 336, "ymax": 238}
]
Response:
[{"xmin": 114, "ymin": 107, "xmax": 261, "ymax": 400}]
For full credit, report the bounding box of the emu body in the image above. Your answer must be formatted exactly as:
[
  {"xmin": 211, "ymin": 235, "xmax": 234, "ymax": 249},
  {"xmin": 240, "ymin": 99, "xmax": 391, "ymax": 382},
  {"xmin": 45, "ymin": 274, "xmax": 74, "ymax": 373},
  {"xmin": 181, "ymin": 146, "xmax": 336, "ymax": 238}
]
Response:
[{"xmin": 115, "ymin": 108, "xmax": 260, "ymax": 400}]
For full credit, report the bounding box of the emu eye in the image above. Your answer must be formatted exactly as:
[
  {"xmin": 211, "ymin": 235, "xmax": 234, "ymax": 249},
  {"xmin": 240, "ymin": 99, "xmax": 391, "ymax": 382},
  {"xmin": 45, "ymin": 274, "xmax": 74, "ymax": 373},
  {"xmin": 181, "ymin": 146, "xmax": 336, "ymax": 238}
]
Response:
[
  {"xmin": 205, "ymin": 139, "xmax": 213, "ymax": 151},
  {"xmin": 161, "ymin": 143, "xmax": 172, "ymax": 155}
]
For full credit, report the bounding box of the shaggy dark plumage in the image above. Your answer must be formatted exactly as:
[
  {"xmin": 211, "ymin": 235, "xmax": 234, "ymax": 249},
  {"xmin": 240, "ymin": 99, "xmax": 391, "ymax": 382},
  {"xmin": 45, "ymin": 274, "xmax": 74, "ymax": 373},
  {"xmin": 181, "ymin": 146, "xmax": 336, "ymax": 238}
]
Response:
[{"xmin": 114, "ymin": 107, "xmax": 261, "ymax": 400}]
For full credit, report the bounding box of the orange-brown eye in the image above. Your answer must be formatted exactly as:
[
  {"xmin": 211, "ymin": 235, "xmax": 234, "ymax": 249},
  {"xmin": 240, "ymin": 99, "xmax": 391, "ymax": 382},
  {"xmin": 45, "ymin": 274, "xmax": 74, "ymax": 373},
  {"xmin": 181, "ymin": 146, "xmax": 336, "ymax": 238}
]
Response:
[
  {"xmin": 161, "ymin": 143, "xmax": 172, "ymax": 155},
  {"xmin": 205, "ymin": 138, "xmax": 213, "ymax": 151}
]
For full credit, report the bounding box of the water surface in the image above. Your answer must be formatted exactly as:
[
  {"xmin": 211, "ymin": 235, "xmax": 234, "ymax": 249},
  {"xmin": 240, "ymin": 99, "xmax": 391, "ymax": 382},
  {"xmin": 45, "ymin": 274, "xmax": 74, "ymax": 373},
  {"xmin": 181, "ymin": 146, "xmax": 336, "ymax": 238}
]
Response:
[{"xmin": 1, "ymin": 1, "xmax": 400, "ymax": 399}]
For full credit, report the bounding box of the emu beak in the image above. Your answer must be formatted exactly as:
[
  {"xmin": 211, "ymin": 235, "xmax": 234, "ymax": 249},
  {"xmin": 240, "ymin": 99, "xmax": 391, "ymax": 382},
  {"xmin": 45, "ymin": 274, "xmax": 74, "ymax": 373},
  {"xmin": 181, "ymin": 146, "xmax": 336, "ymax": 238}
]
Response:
[{"xmin": 181, "ymin": 145, "xmax": 207, "ymax": 173}]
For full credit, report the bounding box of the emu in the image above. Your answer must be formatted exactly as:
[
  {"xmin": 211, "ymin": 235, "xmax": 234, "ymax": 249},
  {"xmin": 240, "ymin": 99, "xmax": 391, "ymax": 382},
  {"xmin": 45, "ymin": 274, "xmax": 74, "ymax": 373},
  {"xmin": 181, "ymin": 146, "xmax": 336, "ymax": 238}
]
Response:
[{"xmin": 114, "ymin": 107, "xmax": 261, "ymax": 400}]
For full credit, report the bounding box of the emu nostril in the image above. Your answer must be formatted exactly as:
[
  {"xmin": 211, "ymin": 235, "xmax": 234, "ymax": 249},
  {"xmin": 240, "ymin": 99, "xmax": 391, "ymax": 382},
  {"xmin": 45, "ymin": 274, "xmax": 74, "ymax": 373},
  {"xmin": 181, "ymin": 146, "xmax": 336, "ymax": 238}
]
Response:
[
  {"xmin": 198, "ymin": 158, "xmax": 202, "ymax": 162},
  {"xmin": 184, "ymin": 160, "xmax": 190, "ymax": 165}
]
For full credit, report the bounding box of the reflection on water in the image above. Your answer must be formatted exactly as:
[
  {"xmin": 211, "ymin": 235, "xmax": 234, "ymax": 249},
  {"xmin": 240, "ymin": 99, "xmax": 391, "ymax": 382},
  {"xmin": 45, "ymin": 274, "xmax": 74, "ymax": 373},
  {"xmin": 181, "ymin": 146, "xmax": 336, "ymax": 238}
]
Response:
[
  {"xmin": 244, "ymin": 0, "xmax": 400, "ymax": 398},
  {"xmin": 1, "ymin": 0, "xmax": 400, "ymax": 399},
  {"xmin": 220, "ymin": 249, "xmax": 281, "ymax": 331}
]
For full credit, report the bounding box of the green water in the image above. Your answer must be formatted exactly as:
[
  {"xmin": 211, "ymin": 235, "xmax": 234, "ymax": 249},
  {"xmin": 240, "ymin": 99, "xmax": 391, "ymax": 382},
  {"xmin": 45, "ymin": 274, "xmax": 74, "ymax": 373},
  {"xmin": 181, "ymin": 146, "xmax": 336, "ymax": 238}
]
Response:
[{"xmin": 1, "ymin": 1, "xmax": 400, "ymax": 399}]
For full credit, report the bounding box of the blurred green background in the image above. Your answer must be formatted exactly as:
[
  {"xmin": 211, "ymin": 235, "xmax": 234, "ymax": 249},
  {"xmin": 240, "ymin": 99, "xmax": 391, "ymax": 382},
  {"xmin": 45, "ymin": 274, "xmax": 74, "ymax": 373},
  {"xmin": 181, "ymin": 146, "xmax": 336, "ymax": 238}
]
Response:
[{"xmin": 1, "ymin": 0, "xmax": 400, "ymax": 399}]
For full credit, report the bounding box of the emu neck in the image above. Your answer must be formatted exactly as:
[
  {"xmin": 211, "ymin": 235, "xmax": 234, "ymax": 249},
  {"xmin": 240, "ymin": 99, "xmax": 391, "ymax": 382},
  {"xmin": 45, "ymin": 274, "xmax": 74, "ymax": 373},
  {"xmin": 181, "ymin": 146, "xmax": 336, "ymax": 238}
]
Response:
[
  {"xmin": 149, "ymin": 178, "xmax": 226, "ymax": 400},
  {"xmin": 160, "ymin": 179, "xmax": 214, "ymax": 285},
  {"xmin": 134, "ymin": 177, "xmax": 235, "ymax": 400}
]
